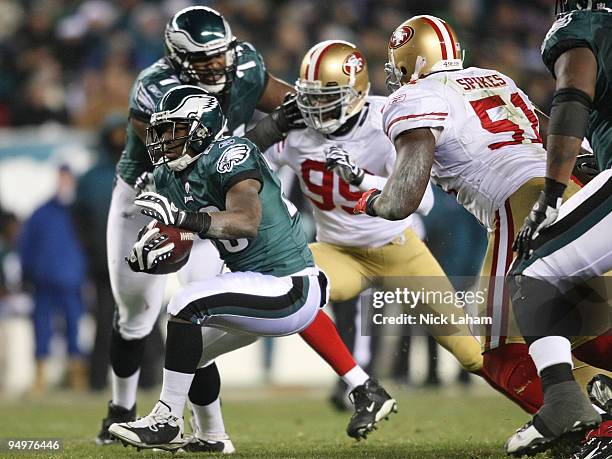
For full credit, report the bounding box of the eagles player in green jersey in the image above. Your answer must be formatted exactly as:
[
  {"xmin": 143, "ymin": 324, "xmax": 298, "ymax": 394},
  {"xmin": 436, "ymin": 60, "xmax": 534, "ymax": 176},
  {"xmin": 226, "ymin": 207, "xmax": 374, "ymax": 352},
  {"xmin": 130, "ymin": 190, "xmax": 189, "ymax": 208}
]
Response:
[
  {"xmin": 99, "ymin": 5, "xmax": 303, "ymax": 449},
  {"xmin": 108, "ymin": 85, "xmax": 339, "ymax": 451},
  {"xmin": 506, "ymin": 1, "xmax": 612, "ymax": 457}
]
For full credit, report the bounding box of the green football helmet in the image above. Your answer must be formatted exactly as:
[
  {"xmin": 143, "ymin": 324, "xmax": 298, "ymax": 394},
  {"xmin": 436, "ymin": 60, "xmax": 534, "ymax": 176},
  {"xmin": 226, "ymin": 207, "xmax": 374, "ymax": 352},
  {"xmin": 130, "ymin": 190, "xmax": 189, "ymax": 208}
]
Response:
[
  {"xmin": 165, "ymin": 6, "xmax": 236, "ymax": 94},
  {"xmin": 556, "ymin": 0, "xmax": 612, "ymax": 16},
  {"xmin": 146, "ymin": 85, "xmax": 226, "ymax": 171}
]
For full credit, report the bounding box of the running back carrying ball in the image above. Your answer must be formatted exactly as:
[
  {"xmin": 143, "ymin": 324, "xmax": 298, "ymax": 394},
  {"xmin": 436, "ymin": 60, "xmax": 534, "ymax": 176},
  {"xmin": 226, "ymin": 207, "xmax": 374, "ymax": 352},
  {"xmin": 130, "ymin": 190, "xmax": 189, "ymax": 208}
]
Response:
[{"xmin": 126, "ymin": 220, "xmax": 195, "ymax": 274}]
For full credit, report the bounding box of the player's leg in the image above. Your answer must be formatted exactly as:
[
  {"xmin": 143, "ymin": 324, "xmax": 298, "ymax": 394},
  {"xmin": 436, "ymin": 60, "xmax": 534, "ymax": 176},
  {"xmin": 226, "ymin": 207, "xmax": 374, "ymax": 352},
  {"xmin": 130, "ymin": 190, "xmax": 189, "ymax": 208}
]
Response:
[
  {"xmin": 97, "ymin": 177, "xmax": 167, "ymax": 444},
  {"xmin": 31, "ymin": 286, "xmax": 53, "ymax": 394},
  {"xmin": 307, "ymin": 243, "xmax": 397, "ymax": 439},
  {"xmin": 109, "ymin": 268, "xmax": 327, "ymax": 450},
  {"xmin": 375, "ymin": 228, "xmax": 484, "ymax": 373},
  {"xmin": 506, "ymin": 170, "xmax": 612, "ymax": 456},
  {"xmin": 184, "ymin": 328, "xmax": 258, "ymax": 454}
]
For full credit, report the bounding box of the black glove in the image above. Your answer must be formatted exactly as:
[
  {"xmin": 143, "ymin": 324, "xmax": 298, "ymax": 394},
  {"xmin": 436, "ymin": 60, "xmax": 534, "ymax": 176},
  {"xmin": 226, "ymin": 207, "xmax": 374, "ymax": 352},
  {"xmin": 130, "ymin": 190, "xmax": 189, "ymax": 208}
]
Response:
[
  {"xmin": 513, "ymin": 178, "xmax": 566, "ymax": 260},
  {"xmin": 270, "ymin": 93, "xmax": 306, "ymax": 133},
  {"xmin": 573, "ymin": 153, "xmax": 599, "ymax": 185},
  {"xmin": 126, "ymin": 223, "xmax": 174, "ymax": 273},
  {"xmin": 325, "ymin": 145, "xmax": 365, "ymax": 186}
]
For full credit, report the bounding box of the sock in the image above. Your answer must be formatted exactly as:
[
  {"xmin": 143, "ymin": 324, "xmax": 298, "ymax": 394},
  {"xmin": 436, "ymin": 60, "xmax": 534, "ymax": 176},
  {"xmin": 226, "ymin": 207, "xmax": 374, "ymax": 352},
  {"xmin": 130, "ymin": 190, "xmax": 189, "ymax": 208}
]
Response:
[
  {"xmin": 110, "ymin": 330, "xmax": 148, "ymax": 409},
  {"xmin": 112, "ymin": 369, "xmax": 140, "ymax": 409},
  {"xmin": 342, "ymin": 365, "xmax": 369, "ymax": 390},
  {"xmin": 161, "ymin": 369, "xmax": 196, "ymax": 416},
  {"xmin": 191, "ymin": 398, "xmax": 227, "ymax": 439},
  {"xmin": 529, "ymin": 336, "xmax": 573, "ymax": 375},
  {"xmin": 160, "ymin": 321, "xmax": 204, "ymax": 416},
  {"xmin": 299, "ymin": 310, "xmax": 357, "ymax": 376}
]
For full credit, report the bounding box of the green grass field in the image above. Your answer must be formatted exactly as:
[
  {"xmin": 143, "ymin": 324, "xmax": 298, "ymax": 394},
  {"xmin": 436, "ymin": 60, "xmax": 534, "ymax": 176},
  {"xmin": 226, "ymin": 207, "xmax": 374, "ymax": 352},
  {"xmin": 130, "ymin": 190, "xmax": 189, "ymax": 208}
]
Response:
[{"xmin": 0, "ymin": 385, "xmax": 546, "ymax": 458}]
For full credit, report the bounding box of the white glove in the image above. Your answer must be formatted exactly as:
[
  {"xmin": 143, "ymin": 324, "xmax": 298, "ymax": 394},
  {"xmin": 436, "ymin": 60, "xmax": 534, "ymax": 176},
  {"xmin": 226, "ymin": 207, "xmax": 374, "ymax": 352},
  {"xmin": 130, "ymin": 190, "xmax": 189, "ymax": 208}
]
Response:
[
  {"xmin": 324, "ymin": 145, "xmax": 365, "ymax": 186},
  {"xmin": 134, "ymin": 172, "xmax": 156, "ymax": 195},
  {"xmin": 126, "ymin": 223, "xmax": 174, "ymax": 273},
  {"xmin": 135, "ymin": 192, "xmax": 181, "ymax": 226}
]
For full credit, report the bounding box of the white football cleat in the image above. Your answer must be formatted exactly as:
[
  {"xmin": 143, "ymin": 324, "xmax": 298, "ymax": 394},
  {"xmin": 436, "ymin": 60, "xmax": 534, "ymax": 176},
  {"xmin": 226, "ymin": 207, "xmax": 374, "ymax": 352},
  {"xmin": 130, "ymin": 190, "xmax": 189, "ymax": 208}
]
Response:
[{"xmin": 108, "ymin": 400, "xmax": 187, "ymax": 451}]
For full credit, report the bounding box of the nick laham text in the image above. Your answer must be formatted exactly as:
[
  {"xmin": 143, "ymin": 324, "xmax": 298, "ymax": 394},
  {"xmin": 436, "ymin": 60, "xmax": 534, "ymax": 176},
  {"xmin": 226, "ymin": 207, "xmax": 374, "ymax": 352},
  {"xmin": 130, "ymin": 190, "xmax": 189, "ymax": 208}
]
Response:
[{"xmin": 372, "ymin": 313, "xmax": 492, "ymax": 326}]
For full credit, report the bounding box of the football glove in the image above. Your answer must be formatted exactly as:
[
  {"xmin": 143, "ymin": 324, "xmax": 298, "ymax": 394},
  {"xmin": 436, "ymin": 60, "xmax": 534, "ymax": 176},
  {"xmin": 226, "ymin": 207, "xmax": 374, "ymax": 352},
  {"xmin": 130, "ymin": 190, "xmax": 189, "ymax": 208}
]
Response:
[
  {"xmin": 134, "ymin": 171, "xmax": 155, "ymax": 195},
  {"xmin": 126, "ymin": 223, "xmax": 174, "ymax": 273},
  {"xmin": 353, "ymin": 188, "xmax": 381, "ymax": 216},
  {"xmin": 271, "ymin": 93, "xmax": 306, "ymax": 133},
  {"xmin": 135, "ymin": 192, "xmax": 181, "ymax": 226},
  {"xmin": 572, "ymin": 153, "xmax": 599, "ymax": 185},
  {"xmin": 513, "ymin": 178, "xmax": 566, "ymax": 260},
  {"xmin": 325, "ymin": 145, "xmax": 365, "ymax": 186}
]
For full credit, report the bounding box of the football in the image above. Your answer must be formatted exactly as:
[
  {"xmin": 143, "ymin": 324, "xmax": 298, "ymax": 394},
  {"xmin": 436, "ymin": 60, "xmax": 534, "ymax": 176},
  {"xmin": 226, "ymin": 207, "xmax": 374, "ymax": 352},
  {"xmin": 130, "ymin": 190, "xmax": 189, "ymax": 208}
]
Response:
[{"xmin": 150, "ymin": 221, "xmax": 196, "ymax": 273}]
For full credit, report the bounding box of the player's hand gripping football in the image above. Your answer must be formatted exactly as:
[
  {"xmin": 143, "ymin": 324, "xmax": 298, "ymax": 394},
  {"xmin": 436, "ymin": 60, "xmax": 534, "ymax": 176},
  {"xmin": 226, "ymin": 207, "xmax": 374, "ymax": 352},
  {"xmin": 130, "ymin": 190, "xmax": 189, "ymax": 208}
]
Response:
[
  {"xmin": 513, "ymin": 179, "xmax": 565, "ymax": 260},
  {"xmin": 134, "ymin": 192, "xmax": 182, "ymax": 226},
  {"xmin": 353, "ymin": 188, "xmax": 381, "ymax": 216},
  {"xmin": 325, "ymin": 145, "xmax": 365, "ymax": 186},
  {"xmin": 126, "ymin": 223, "xmax": 174, "ymax": 273}
]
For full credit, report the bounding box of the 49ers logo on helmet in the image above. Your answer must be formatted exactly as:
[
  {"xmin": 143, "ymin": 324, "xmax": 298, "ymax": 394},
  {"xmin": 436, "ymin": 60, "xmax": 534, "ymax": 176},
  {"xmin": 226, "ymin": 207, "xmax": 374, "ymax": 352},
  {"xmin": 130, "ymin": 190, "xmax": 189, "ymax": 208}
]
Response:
[
  {"xmin": 342, "ymin": 52, "xmax": 365, "ymax": 75},
  {"xmin": 389, "ymin": 26, "xmax": 415, "ymax": 49}
]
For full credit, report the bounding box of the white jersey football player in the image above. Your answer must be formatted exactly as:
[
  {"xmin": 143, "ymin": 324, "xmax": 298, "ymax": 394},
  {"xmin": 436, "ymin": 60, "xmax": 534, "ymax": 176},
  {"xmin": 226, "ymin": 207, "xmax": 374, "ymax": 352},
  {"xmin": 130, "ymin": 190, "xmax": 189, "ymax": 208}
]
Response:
[
  {"xmin": 354, "ymin": 13, "xmax": 612, "ymax": 442},
  {"xmin": 265, "ymin": 40, "xmax": 487, "ymax": 380}
]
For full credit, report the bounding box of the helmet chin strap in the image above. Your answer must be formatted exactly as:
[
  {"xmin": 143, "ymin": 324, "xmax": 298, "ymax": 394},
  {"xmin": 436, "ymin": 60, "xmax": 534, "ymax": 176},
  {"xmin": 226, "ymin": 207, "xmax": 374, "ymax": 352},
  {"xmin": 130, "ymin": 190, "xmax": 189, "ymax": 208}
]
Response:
[
  {"xmin": 197, "ymin": 75, "xmax": 227, "ymax": 94},
  {"xmin": 167, "ymin": 151, "xmax": 203, "ymax": 171}
]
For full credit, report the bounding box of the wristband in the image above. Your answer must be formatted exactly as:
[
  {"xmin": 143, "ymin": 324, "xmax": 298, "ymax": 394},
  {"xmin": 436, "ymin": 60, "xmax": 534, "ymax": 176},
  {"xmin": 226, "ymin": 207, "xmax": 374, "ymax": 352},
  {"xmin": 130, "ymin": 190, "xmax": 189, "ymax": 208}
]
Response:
[{"xmin": 177, "ymin": 211, "xmax": 212, "ymax": 237}]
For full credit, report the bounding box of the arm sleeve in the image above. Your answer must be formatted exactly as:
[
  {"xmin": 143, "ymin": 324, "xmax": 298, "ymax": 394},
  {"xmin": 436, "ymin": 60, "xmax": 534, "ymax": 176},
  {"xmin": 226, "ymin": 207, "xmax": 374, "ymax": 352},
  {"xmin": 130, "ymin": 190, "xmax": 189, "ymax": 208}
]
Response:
[
  {"xmin": 382, "ymin": 89, "xmax": 450, "ymax": 144},
  {"xmin": 541, "ymin": 13, "xmax": 593, "ymax": 76}
]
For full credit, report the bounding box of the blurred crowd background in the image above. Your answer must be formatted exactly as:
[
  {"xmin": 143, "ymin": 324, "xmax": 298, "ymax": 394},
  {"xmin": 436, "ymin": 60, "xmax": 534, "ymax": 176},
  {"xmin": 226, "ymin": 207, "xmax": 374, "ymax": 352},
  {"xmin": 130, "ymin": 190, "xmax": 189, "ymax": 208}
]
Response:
[{"xmin": 0, "ymin": 0, "xmax": 557, "ymax": 397}]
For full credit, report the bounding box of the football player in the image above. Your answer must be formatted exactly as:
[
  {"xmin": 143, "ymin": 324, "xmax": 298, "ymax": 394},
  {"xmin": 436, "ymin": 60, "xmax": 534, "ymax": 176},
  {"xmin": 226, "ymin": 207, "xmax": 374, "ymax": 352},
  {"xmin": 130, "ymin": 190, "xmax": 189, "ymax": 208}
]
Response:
[
  {"xmin": 108, "ymin": 86, "xmax": 386, "ymax": 451},
  {"xmin": 352, "ymin": 14, "xmax": 612, "ymax": 456},
  {"xmin": 100, "ymin": 6, "xmax": 385, "ymax": 451},
  {"xmin": 264, "ymin": 40, "xmax": 486, "ymax": 383},
  {"xmin": 506, "ymin": 1, "xmax": 612, "ymax": 456}
]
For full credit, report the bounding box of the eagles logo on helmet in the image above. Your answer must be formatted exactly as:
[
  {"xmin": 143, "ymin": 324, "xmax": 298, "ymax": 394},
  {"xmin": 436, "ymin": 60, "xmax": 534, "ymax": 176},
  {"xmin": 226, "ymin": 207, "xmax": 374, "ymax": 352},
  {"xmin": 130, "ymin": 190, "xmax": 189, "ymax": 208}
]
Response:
[
  {"xmin": 164, "ymin": 6, "xmax": 237, "ymax": 94},
  {"xmin": 146, "ymin": 85, "xmax": 227, "ymax": 171}
]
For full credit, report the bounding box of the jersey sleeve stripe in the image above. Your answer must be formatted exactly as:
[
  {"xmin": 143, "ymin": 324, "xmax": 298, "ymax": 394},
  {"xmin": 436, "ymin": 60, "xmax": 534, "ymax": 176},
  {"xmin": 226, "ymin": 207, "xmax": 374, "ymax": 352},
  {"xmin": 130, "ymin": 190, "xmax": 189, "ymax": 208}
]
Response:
[{"xmin": 385, "ymin": 112, "xmax": 448, "ymax": 135}]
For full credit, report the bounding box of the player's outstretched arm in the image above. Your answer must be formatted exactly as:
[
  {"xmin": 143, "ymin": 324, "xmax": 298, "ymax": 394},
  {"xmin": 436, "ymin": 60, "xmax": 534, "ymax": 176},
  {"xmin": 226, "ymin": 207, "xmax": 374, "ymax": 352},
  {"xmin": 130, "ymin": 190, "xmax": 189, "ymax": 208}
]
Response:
[
  {"xmin": 256, "ymin": 73, "xmax": 295, "ymax": 112},
  {"xmin": 546, "ymin": 47, "xmax": 597, "ymax": 185},
  {"xmin": 372, "ymin": 128, "xmax": 435, "ymax": 220}
]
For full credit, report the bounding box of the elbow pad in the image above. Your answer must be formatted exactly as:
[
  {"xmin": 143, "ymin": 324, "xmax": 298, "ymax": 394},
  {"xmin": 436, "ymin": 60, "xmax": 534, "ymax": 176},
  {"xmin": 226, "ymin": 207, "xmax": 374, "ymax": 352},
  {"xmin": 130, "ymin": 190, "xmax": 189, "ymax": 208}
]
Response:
[{"xmin": 548, "ymin": 88, "xmax": 592, "ymax": 139}]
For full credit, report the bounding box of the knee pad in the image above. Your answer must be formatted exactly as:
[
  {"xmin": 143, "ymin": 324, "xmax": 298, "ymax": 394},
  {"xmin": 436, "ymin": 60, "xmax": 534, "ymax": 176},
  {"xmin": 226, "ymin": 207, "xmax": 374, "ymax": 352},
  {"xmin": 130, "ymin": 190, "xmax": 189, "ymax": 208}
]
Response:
[{"xmin": 483, "ymin": 344, "xmax": 543, "ymax": 414}]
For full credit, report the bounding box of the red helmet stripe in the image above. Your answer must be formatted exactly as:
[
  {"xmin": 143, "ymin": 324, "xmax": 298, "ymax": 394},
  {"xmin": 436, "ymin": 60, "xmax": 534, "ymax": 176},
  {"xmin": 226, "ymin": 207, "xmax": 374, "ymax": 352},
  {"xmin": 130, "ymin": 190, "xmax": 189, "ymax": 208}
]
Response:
[
  {"xmin": 441, "ymin": 20, "xmax": 458, "ymax": 59},
  {"xmin": 419, "ymin": 16, "xmax": 448, "ymax": 60},
  {"xmin": 309, "ymin": 42, "xmax": 337, "ymax": 80}
]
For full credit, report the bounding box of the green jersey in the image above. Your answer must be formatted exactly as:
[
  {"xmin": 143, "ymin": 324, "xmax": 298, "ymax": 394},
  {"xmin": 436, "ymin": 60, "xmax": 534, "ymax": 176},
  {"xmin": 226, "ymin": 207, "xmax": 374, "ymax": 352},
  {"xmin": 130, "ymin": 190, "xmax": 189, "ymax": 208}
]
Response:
[
  {"xmin": 117, "ymin": 41, "xmax": 268, "ymax": 185},
  {"xmin": 153, "ymin": 137, "xmax": 314, "ymax": 277},
  {"xmin": 542, "ymin": 10, "xmax": 612, "ymax": 170}
]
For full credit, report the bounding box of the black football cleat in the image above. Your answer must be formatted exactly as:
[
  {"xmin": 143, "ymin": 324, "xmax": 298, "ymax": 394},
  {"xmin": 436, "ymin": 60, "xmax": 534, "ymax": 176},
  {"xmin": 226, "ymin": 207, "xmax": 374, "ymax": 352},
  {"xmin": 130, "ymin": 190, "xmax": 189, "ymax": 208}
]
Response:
[
  {"xmin": 95, "ymin": 401, "xmax": 136, "ymax": 445},
  {"xmin": 346, "ymin": 379, "xmax": 397, "ymax": 440},
  {"xmin": 181, "ymin": 435, "xmax": 236, "ymax": 454}
]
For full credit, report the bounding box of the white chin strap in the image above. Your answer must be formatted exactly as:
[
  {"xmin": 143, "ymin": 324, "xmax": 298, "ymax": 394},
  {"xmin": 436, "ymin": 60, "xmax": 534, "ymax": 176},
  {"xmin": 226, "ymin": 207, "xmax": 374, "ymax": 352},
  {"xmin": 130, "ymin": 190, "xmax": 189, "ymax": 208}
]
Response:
[{"xmin": 167, "ymin": 152, "xmax": 203, "ymax": 171}]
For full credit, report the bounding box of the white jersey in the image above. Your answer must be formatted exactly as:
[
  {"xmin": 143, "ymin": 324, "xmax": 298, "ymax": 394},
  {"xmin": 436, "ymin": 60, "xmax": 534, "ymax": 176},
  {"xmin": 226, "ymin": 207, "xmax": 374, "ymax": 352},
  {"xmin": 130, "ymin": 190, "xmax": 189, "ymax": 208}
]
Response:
[
  {"xmin": 265, "ymin": 95, "xmax": 434, "ymax": 248},
  {"xmin": 382, "ymin": 67, "xmax": 547, "ymax": 230}
]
